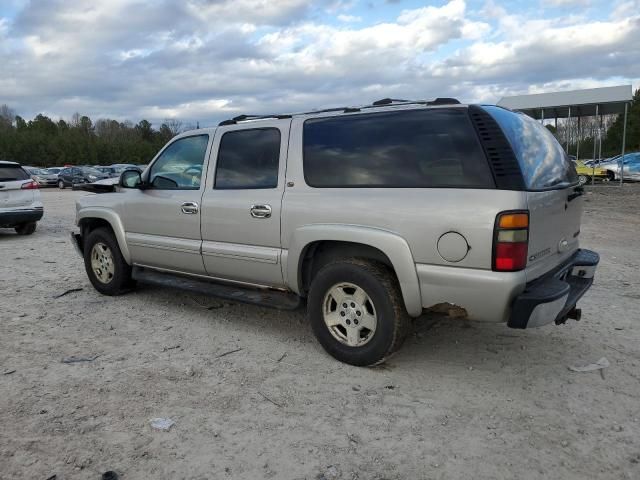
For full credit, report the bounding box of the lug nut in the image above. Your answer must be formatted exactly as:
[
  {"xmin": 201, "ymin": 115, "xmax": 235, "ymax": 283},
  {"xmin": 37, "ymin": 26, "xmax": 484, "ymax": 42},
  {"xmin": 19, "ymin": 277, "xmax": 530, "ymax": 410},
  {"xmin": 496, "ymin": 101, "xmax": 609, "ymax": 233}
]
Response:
[
  {"xmin": 346, "ymin": 319, "xmax": 351, "ymax": 325},
  {"xmin": 350, "ymin": 302, "xmax": 355, "ymax": 307},
  {"xmin": 356, "ymin": 311, "xmax": 361, "ymax": 316},
  {"xmin": 342, "ymin": 303, "xmax": 347, "ymax": 308},
  {"xmin": 354, "ymin": 319, "xmax": 359, "ymax": 325},
  {"xmin": 340, "ymin": 311, "xmax": 345, "ymax": 317}
]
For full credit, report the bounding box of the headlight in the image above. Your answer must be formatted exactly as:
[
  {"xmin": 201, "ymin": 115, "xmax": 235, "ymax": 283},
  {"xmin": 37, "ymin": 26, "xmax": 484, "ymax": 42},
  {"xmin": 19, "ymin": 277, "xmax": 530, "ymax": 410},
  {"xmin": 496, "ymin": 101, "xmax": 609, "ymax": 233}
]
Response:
[{"xmin": 88, "ymin": 175, "xmax": 97, "ymax": 180}]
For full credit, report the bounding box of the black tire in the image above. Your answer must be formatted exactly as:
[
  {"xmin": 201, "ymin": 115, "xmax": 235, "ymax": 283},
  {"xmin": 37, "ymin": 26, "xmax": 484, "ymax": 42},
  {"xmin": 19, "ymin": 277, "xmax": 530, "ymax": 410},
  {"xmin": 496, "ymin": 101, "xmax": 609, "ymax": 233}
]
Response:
[
  {"xmin": 58, "ymin": 180, "xmax": 65, "ymax": 189},
  {"xmin": 14, "ymin": 222, "xmax": 37, "ymax": 235},
  {"xmin": 83, "ymin": 227, "xmax": 135, "ymax": 295},
  {"xmin": 606, "ymin": 170, "xmax": 615, "ymax": 181},
  {"xmin": 307, "ymin": 259, "xmax": 411, "ymax": 366}
]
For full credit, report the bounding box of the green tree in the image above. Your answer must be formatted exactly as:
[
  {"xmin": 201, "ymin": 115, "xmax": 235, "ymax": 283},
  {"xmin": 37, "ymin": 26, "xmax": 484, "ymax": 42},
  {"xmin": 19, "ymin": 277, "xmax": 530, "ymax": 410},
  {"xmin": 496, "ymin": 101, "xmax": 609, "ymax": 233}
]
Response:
[{"xmin": 602, "ymin": 88, "xmax": 640, "ymax": 156}]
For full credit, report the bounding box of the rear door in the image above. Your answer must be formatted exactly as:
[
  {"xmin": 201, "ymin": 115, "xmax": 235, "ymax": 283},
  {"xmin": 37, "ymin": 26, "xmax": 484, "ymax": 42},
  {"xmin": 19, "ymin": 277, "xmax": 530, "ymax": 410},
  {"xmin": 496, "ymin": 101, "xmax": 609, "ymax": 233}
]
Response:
[
  {"xmin": 483, "ymin": 106, "xmax": 582, "ymax": 281},
  {"xmin": 0, "ymin": 164, "xmax": 35, "ymax": 211},
  {"xmin": 200, "ymin": 120, "xmax": 290, "ymax": 287}
]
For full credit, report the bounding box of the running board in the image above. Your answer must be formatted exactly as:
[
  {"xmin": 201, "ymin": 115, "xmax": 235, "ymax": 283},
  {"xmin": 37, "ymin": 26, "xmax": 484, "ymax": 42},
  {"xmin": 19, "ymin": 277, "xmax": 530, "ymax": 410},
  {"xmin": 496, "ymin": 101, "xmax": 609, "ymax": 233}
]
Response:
[{"xmin": 132, "ymin": 267, "xmax": 303, "ymax": 311}]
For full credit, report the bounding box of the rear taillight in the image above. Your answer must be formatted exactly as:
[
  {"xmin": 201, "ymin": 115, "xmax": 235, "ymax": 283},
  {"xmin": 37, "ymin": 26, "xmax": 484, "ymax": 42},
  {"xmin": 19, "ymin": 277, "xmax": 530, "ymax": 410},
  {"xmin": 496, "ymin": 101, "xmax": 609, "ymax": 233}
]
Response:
[
  {"xmin": 493, "ymin": 211, "xmax": 529, "ymax": 271},
  {"xmin": 21, "ymin": 180, "xmax": 39, "ymax": 189}
]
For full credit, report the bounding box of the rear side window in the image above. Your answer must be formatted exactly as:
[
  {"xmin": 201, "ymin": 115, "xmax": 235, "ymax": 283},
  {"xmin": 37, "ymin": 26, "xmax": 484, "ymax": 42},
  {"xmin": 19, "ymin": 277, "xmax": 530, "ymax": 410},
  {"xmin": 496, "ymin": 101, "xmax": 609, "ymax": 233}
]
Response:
[
  {"xmin": 215, "ymin": 128, "xmax": 280, "ymax": 189},
  {"xmin": 0, "ymin": 165, "xmax": 30, "ymax": 181},
  {"xmin": 482, "ymin": 106, "xmax": 578, "ymax": 190},
  {"xmin": 303, "ymin": 109, "xmax": 494, "ymax": 188}
]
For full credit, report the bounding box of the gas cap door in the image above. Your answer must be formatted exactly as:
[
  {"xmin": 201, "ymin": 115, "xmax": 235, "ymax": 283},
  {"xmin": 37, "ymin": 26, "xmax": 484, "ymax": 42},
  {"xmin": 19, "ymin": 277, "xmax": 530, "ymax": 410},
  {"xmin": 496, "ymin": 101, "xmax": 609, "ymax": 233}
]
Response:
[{"xmin": 437, "ymin": 231, "xmax": 470, "ymax": 263}]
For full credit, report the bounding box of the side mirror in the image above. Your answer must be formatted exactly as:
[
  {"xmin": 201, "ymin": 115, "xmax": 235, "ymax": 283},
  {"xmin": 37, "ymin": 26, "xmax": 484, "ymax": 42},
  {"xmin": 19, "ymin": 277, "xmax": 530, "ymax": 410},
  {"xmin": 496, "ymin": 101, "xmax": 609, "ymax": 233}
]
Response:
[{"xmin": 120, "ymin": 169, "xmax": 142, "ymax": 188}]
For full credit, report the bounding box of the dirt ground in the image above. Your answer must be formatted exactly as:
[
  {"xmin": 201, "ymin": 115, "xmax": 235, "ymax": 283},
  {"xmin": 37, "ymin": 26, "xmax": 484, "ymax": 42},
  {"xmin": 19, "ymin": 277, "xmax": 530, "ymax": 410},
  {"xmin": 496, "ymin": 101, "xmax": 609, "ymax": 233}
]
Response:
[{"xmin": 1, "ymin": 186, "xmax": 639, "ymax": 480}]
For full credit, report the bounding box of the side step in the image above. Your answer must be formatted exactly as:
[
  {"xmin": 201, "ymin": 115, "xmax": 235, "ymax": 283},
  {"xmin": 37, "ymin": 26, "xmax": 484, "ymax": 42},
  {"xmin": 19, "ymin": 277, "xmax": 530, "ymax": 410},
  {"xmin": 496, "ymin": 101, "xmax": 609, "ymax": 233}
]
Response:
[{"xmin": 132, "ymin": 267, "xmax": 303, "ymax": 311}]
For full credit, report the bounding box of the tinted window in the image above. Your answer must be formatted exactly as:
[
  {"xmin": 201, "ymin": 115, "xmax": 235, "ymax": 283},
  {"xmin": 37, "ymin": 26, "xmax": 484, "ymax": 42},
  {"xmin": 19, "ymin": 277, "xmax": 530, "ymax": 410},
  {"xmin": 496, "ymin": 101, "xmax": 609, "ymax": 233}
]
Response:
[
  {"xmin": 215, "ymin": 128, "xmax": 280, "ymax": 189},
  {"xmin": 303, "ymin": 109, "xmax": 494, "ymax": 188},
  {"xmin": 149, "ymin": 135, "xmax": 209, "ymax": 189},
  {"xmin": 0, "ymin": 165, "xmax": 29, "ymax": 181},
  {"xmin": 483, "ymin": 106, "xmax": 578, "ymax": 190}
]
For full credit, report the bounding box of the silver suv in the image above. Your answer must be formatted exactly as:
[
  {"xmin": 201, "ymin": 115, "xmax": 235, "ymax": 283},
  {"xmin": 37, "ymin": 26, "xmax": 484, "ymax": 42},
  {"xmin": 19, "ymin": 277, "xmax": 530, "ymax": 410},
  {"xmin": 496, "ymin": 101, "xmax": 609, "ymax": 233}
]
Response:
[
  {"xmin": 0, "ymin": 161, "xmax": 43, "ymax": 235},
  {"xmin": 72, "ymin": 99, "xmax": 599, "ymax": 366}
]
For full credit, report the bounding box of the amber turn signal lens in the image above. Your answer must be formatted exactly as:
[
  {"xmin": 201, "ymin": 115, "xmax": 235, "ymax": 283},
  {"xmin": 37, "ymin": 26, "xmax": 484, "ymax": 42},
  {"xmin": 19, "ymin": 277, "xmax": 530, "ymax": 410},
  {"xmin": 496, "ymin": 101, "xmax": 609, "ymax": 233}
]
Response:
[{"xmin": 498, "ymin": 213, "xmax": 529, "ymax": 229}]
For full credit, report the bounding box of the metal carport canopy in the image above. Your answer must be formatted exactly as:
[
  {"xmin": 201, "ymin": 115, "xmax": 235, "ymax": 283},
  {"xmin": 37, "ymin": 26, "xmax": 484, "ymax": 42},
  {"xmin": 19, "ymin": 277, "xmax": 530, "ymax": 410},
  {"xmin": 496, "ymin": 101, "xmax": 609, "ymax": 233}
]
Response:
[{"xmin": 496, "ymin": 85, "xmax": 632, "ymax": 119}]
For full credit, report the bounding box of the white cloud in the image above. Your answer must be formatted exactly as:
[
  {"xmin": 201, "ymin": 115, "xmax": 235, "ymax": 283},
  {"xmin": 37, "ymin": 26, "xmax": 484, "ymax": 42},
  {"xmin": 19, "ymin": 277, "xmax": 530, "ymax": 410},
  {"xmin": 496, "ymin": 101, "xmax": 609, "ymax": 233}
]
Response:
[
  {"xmin": 542, "ymin": 0, "xmax": 590, "ymax": 6},
  {"xmin": 0, "ymin": 0, "xmax": 637, "ymax": 125},
  {"xmin": 337, "ymin": 14, "xmax": 362, "ymax": 22}
]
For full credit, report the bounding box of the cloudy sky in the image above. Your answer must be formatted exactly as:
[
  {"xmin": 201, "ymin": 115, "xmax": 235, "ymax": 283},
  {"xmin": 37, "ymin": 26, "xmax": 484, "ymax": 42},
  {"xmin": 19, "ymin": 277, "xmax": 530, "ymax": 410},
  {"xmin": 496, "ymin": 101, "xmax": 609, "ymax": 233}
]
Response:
[{"xmin": 0, "ymin": 0, "xmax": 638, "ymax": 127}]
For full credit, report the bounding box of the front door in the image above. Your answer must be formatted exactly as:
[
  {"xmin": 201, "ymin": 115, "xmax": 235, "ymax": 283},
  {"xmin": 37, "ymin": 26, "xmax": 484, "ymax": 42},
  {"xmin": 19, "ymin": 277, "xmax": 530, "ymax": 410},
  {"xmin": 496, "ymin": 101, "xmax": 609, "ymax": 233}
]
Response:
[
  {"xmin": 200, "ymin": 120, "xmax": 290, "ymax": 287},
  {"xmin": 120, "ymin": 134, "xmax": 211, "ymax": 274}
]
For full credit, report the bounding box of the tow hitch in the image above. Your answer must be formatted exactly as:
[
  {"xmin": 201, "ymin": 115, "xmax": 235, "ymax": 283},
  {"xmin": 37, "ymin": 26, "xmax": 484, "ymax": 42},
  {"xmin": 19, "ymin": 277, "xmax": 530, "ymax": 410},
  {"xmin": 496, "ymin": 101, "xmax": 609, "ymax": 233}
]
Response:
[{"xmin": 556, "ymin": 307, "xmax": 582, "ymax": 325}]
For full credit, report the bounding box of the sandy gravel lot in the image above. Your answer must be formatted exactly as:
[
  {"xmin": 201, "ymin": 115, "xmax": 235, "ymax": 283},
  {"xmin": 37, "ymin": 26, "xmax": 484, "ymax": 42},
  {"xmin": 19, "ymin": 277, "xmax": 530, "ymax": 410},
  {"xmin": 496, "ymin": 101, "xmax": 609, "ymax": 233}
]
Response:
[{"xmin": 1, "ymin": 186, "xmax": 639, "ymax": 480}]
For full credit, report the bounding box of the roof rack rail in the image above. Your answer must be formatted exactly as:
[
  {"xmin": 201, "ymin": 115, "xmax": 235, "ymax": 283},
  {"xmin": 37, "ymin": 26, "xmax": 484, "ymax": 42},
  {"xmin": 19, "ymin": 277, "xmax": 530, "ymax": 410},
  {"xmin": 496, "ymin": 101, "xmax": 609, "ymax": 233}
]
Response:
[
  {"xmin": 218, "ymin": 113, "xmax": 292, "ymax": 126},
  {"xmin": 218, "ymin": 97, "xmax": 462, "ymax": 126},
  {"xmin": 371, "ymin": 98, "xmax": 410, "ymax": 106},
  {"xmin": 428, "ymin": 97, "xmax": 460, "ymax": 105}
]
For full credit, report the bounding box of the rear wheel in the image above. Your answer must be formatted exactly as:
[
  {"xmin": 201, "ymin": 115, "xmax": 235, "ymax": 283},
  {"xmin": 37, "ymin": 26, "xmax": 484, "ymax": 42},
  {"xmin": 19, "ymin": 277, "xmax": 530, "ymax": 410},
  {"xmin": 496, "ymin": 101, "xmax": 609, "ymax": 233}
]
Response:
[
  {"xmin": 578, "ymin": 175, "xmax": 588, "ymax": 186},
  {"xmin": 606, "ymin": 170, "xmax": 616, "ymax": 181},
  {"xmin": 307, "ymin": 259, "xmax": 411, "ymax": 366},
  {"xmin": 15, "ymin": 222, "xmax": 37, "ymax": 235},
  {"xmin": 58, "ymin": 180, "xmax": 65, "ymax": 189},
  {"xmin": 83, "ymin": 227, "xmax": 134, "ymax": 295}
]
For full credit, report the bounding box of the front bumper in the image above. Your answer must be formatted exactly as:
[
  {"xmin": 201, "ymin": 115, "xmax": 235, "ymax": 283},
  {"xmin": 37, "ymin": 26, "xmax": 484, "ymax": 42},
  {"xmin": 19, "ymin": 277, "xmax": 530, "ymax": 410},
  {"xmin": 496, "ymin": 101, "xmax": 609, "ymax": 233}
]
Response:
[
  {"xmin": 0, "ymin": 208, "xmax": 44, "ymax": 227},
  {"xmin": 508, "ymin": 249, "xmax": 599, "ymax": 329}
]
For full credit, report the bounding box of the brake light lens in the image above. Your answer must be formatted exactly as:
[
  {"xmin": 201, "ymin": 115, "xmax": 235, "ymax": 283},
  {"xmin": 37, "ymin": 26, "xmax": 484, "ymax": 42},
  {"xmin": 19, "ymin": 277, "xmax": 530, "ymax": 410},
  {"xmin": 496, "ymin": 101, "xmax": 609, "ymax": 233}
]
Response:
[
  {"xmin": 493, "ymin": 211, "xmax": 529, "ymax": 271},
  {"xmin": 21, "ymin": 180, "xmax": 39, "ymax": 189}
]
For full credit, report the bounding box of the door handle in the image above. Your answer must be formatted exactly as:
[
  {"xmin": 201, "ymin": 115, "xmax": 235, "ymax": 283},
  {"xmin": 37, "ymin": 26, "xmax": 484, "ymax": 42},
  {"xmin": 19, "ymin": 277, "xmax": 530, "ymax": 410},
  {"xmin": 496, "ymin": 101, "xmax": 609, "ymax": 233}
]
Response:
[
  {"xmin": 250, "ymin": 204, "xmax": 272, "ymax": 218},
  {"xmin": 181, "ymin": 201, "xmax": 199, "ymax": 214}
]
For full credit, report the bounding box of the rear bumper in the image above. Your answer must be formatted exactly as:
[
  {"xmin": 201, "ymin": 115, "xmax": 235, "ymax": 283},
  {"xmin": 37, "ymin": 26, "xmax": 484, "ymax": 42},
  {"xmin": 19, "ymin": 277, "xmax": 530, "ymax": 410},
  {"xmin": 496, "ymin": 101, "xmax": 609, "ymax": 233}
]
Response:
[
  {"xmin": 508, "ymin": 249, "xmax": 599, "ymax": 329},
  {"xmin": 0, "ymin": 208, "xmax": 44, "ymax": 227}
]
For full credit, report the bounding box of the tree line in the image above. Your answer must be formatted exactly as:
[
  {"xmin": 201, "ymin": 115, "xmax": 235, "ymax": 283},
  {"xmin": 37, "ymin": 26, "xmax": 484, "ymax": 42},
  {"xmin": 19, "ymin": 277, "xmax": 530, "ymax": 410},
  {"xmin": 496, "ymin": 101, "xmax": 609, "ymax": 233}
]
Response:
[
  {"xmin": 0, "ymin": 89, "xmax": 638, "ymax": 167},
  {"xmin": 0, "ymin": 107, "xmax": 191, "ymax": 167}
]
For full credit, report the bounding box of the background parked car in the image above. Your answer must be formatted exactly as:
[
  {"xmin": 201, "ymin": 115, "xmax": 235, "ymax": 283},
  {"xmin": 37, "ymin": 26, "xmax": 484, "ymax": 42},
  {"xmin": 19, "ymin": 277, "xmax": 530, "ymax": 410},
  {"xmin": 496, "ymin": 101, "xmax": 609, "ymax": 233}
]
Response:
[
  {"xmin": 602, "ymin": 152, "xmax": 640, "ymax": 181},
  {"xmin": 0, "ymin": 161, "xmax": 43, "ymax": 235},
  {"xmin": 46, "ymin": 167, "xmax": 64, "ymax": 175},
  {"xmin": 573, "ymin": 160, "xmax": 608, "ymax": 185},
  {"xmin": 111, "ymin": 164, "xmax": 142, "ymax": 176},
  {"xmin": 57, "ymin": 166, "xmax": 109, "ymax": 188},
  {"xmin": 95, "ymin": 166, "xmax": 118, "ymax": 177},
  {"xmin": 23, "ymin": 167, "xmax": 59, "ymax": 187}
]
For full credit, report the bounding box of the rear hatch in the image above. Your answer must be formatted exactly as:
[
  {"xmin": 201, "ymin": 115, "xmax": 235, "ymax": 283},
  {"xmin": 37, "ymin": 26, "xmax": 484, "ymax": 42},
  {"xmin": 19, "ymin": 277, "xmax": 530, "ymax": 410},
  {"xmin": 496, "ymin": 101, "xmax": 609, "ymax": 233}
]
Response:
[
  {"xmin": 483, "ymin": 106, "xmax": 582, "ymax": 281},
  {"xmin": 0, "ymin": 164, "xmax": 36, "ymax": 210}
]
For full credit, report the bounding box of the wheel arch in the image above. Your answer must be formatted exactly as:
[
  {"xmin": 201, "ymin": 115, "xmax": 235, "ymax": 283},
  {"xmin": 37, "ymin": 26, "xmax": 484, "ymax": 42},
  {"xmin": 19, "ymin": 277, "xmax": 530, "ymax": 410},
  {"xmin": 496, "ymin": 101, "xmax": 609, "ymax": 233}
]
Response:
[
  {"xmin": 286, "ymin": 225, "xmax": 423, "ymax": 317},
  {"xmin": 77, "ymin": 209, "xmax": 131, "ymax": 264}
]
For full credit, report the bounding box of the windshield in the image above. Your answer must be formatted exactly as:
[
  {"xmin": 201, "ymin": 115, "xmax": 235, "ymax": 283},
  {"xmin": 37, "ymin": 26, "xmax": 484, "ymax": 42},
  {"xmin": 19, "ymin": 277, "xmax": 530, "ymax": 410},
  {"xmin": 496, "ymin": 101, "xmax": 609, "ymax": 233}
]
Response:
[{"xmin": 483, "ymin": 106, "xmax": 578, "ymax": 190}]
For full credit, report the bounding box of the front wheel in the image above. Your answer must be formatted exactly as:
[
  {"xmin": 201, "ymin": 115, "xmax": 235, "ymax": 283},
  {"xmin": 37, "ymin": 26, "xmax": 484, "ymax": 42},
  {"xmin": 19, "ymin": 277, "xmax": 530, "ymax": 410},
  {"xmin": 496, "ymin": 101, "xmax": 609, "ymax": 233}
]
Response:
[
  {"xmin": 578, "ymin": 175, "xmax": 588, "ymax": 186},
  {"xmin": 83, "ymin": 227, "xmax": 135, "ymax": 295},
  {"xmin": 58, "ymin": 180, "xmax": 65, "ymax": 189},
  {"xmin": 307, "ymin": 259, "xmax": 411, "ymax": 366}
]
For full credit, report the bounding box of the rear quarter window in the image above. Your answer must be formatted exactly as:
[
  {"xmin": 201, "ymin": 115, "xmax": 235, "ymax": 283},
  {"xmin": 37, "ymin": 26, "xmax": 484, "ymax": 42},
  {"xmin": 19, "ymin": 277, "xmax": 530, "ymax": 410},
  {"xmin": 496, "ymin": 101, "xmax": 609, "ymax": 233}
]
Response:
[
  {"xmin": 0, "ymin": 165, "xmax": 30, "ymax": 181},
  {"xmin": 303, "ymin": 108, "xmax": 495, "ymax": 188},
  {"xmin": 482, "ymin": 106, "xmax": 578, "ymax": 190}
]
